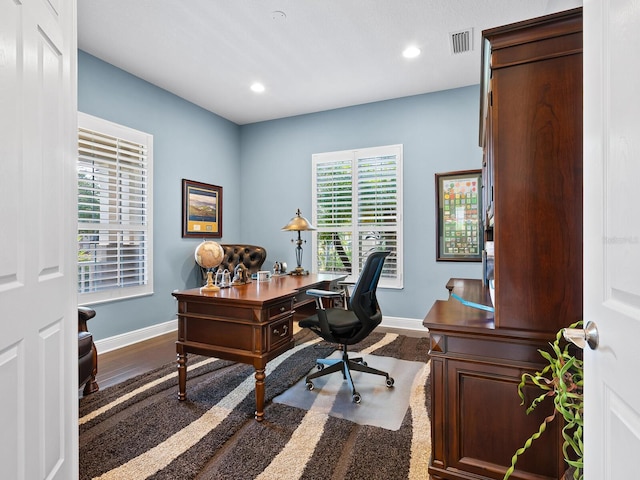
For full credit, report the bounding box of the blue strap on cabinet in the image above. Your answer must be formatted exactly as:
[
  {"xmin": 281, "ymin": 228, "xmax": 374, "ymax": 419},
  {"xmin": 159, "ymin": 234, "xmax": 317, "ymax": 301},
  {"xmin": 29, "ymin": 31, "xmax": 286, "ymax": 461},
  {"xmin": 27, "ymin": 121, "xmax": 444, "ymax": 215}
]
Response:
[{"xmin": 450, "ymin": 293, "xmax": 495, "ymax": 312}]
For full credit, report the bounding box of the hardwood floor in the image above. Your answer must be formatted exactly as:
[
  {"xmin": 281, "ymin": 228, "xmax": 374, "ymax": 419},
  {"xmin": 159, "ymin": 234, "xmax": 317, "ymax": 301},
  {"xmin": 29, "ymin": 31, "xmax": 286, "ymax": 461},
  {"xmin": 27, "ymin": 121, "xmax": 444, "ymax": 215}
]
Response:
[
  {"xmin": 93, "ymin": 331, "xmax": 178, "ymax": 391},
  {"xmin": 89, "ymin": 324, "xmax": 428, "ymax": 394}
]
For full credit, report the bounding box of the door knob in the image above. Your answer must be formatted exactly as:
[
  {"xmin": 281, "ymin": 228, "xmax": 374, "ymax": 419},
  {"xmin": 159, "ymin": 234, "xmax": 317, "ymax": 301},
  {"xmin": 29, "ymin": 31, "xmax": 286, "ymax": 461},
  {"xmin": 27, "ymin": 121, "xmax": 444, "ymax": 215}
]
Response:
[{"xmin": 562, "ymin": 321, "xmax": 599, "ymax": 350}]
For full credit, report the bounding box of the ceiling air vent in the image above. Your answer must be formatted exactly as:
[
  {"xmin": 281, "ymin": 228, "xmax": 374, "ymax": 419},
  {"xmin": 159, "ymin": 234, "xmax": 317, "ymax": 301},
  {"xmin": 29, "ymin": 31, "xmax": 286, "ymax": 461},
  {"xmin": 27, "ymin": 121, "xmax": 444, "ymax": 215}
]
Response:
[{"xmin": 450, "ymin": 28, "xmax": 473, "ymax": 54}]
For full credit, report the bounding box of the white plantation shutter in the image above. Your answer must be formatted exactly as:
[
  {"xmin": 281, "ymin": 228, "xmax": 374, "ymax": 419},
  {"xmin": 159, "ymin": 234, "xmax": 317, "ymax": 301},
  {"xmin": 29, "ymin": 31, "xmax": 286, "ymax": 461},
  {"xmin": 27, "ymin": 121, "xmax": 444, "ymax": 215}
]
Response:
[
  {"xmin": 77, "ymin": 113, "xmax": 154, "ymax": 304},
  {"xmin": 312, "ymin": 145, "xmax": 403, "ymax": 288},
  {"xmin": 314, "ymin": 155, "xmax": 353, "ymax": 274}
]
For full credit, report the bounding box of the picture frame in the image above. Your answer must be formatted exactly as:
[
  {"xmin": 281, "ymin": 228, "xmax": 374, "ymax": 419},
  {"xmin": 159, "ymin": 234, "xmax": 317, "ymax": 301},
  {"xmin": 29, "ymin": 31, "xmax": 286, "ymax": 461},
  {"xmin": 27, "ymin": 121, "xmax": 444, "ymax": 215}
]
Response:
[
  {"xmin": 182, "ymin": 179, "xmax": 222, "ymax": 238},
  {"xmin": 435, "ymin": 169, "xmax": 482, "ymax": 262}
]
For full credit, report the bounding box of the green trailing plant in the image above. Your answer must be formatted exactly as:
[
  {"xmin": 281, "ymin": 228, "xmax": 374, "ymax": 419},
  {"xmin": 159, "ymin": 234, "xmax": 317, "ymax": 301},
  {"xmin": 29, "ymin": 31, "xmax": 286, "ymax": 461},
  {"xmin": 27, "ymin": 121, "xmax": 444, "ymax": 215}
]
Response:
[{"xmin": 503, "ymin": 321, "xmax": 584, "ymax": 480}]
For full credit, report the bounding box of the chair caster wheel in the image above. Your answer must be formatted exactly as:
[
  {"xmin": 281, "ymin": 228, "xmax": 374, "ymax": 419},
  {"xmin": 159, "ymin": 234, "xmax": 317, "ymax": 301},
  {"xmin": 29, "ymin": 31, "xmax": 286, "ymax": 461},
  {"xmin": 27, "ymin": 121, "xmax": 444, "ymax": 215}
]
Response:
[
  {"xmin": 386, "ymin": 377, "xmax": 395, "ymax": 388},
  {"xmin": 352, "ymin": 392, "xmax": 362, "ymax": 404},
  {"xmin": 306, "ymin": 381, "xmax": 314, "ymax": 391}
]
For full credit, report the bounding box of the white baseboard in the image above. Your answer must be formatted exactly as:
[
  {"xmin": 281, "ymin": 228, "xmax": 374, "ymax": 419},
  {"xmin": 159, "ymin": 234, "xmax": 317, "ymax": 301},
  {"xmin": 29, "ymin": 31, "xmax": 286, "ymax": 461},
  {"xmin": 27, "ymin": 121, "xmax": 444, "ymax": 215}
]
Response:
[
  {"xmin": 380, "ymin": 316, "xmax": 429, "ymax": 333},
  {"xmin": 95, "ymin": 319, "xmax": 178, "ymax": 355}
]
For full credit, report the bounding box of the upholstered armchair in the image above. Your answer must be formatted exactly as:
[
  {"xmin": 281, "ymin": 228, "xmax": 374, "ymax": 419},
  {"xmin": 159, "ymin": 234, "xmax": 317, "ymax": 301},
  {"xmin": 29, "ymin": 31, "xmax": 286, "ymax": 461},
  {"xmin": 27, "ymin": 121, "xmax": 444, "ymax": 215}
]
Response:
[{"xmin": 78, "ymin": 306, "xmax": 99, "ymax": 396}]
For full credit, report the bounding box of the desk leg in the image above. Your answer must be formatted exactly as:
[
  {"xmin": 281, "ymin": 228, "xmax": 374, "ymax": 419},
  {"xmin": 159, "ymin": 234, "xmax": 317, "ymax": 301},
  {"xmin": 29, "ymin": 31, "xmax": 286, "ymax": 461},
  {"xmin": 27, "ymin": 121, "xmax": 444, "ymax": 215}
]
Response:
[
  {"xmin": 254, "ymin": 367, "xmax": 265, "ymax": 422},
  {"xmin": 177, "ymin": 350, "xmax": 187, "ymax": 401}
]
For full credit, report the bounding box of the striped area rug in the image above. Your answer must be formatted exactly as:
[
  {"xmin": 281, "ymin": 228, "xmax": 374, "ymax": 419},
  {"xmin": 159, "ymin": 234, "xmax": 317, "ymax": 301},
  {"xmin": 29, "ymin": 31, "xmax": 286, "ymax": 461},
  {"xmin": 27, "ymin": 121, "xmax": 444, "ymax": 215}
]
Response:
[{"xmin": 79, "ymin": 330, "xmax": 432, "ymax": 480}]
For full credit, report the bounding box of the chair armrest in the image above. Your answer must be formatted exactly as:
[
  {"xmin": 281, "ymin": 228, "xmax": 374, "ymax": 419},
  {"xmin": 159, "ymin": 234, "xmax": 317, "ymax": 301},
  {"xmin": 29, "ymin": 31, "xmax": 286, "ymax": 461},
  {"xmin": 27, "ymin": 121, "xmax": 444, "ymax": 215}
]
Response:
[
  {"xmin": 306, "ymin": 288, "xmax": 348, "ymax": 311},
  {"xmin": 306, "ymin": 289, "xmax": 344, "ymax": 298},
  {"xmin": 78, "ymin": 306, "xmax": 96, "ymax": 333}
]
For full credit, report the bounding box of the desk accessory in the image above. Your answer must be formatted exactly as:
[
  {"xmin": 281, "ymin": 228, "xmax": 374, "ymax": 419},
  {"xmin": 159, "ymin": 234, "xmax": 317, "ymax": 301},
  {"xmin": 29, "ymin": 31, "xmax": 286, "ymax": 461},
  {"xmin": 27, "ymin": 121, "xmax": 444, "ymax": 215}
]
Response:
[
  {"xmin": 281, "ymin": 208, "xmax": 316, "ymax": 275},
  {"xmin": 194, "ymin": 241, "xmax": 224, "ymax": 292}
]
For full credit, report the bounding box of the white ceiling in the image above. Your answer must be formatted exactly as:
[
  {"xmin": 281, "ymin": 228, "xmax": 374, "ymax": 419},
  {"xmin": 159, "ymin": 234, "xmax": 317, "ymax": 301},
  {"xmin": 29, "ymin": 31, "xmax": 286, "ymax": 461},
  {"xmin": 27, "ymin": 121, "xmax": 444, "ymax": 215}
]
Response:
[{"xmin": 78, "ymin": 0, "xmax": 582, "ymax": 125}]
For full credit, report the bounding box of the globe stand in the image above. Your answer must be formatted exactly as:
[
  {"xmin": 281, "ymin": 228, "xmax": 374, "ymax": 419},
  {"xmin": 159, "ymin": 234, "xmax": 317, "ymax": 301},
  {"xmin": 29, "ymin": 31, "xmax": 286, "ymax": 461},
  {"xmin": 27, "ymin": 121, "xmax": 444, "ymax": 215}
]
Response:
[
  {"xmin": 200, "ymin": 270, "xmax": 220, "ymax": 293},
  {"xmin": 195, "ymin": 241, "xmax": 224, "ymax": 293}
]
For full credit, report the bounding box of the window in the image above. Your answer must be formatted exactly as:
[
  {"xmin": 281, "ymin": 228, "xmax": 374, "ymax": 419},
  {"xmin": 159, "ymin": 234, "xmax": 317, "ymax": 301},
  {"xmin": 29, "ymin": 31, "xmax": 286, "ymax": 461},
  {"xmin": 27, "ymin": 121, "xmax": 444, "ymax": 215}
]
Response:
[
  {"xmin": 311, "ymin": 144, "xmax": 403, "ymax": 289},
  {"xmin": 77, "ymin": 112, "xmax": 153, "ymax": 304}
]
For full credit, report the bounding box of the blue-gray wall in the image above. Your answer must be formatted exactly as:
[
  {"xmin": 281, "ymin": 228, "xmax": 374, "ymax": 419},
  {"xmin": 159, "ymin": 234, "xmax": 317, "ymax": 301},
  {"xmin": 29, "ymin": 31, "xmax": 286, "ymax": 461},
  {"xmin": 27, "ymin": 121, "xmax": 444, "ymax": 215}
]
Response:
[
  {"xmin": 240, "ymin": 93, "xmax": 484, "ymax": 322},
  {"xmin": 78, "ymin": 50, "xmax": 482, "ymax": 341},
  {"xmin": 78, "ymin": 51, "xmax": 242, "ymax": 340}
]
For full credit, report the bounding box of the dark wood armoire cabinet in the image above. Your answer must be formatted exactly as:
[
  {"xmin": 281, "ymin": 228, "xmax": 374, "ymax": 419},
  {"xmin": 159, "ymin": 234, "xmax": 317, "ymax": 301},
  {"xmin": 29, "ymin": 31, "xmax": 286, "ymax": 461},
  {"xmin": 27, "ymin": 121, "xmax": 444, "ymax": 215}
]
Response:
[{"xmin": 423, "ymin": 8, "xmax": 583, "ymax": 480}]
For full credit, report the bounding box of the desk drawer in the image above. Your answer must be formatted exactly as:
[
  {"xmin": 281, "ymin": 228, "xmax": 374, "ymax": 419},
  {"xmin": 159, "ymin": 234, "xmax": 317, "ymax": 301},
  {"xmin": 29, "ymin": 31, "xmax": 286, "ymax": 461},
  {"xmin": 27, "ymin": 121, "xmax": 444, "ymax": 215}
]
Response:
[
  {"xmin": 293, "ymin": 290, "xmax": 315, "ymax": 308},
  {"xmin": 269, "ymin": 299, "xmax": 293, "ymax": 319},
  {"xmin": 268, "ymin": 316, "xmax": 293, "ymax": 351}
]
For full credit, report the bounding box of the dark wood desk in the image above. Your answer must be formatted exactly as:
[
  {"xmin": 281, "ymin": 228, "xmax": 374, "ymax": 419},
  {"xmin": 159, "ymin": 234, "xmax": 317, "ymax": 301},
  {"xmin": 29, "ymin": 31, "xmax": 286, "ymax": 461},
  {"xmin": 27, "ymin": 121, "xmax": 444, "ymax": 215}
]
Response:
[{"xmin": 172, "ymin": 273, "xmax": 345, "ymax": 421}]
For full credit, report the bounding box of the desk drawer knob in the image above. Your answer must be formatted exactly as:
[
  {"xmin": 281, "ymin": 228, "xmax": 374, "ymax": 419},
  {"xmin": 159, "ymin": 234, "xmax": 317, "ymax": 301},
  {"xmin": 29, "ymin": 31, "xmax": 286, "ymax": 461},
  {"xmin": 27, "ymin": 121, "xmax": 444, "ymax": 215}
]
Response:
[
  {"xmin": 280, "ymin": 306, "xmax": 286, "ymax": 312},
  {"xmin": 273, "ymin": 325, "xmax": 289, "ymax": 337}
]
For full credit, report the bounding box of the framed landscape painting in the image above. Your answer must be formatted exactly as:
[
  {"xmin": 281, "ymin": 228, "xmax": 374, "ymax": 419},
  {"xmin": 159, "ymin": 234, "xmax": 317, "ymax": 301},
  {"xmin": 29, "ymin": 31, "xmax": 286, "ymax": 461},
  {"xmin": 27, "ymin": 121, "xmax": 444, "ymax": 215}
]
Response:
[
  {"xmin": 435, "ymin": 169, "xmax": 482, "ymax": 261},
  {"xmin": 182, "ymin": 179, "xmax": 222, "ymax": 238}
]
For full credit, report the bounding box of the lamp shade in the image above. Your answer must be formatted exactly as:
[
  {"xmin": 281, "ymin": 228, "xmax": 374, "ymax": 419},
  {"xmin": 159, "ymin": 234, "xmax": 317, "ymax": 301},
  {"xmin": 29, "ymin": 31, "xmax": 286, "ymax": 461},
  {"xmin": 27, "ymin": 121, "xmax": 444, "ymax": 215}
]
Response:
[{"xmin": 281, "ymin": 208, "xmax": 316, "ymax": 232}]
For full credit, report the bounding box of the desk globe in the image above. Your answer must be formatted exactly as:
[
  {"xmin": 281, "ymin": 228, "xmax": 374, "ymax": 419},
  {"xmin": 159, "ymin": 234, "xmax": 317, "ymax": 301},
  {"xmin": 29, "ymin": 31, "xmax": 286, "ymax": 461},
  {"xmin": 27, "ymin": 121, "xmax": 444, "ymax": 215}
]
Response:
[{"xmin": 195, "ymin": 241, "xmax": 224, "ymax": 292}]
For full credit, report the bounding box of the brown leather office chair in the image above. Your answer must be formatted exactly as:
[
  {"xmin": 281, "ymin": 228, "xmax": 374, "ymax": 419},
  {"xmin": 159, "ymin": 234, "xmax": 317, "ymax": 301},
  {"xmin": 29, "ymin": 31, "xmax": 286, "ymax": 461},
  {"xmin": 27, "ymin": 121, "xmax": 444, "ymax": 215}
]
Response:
[
  {"xmin": 79, "ymin": 306, "xmax": 99, "ymax": 396},
  {"xmin": 198, "ymin": 244, "xmax": 268, "ymax": 285}
]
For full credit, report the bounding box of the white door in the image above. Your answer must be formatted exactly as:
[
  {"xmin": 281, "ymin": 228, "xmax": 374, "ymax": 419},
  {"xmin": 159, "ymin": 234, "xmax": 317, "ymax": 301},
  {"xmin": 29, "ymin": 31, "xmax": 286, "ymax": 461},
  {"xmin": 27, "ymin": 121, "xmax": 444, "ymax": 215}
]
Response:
[
  {"xmin": 583, "ymin": 0, "xmax": 640, "ymax": 478},
  {"xmin": 0, "ymin": 0, "xmax": 78, "ymax": 479}
]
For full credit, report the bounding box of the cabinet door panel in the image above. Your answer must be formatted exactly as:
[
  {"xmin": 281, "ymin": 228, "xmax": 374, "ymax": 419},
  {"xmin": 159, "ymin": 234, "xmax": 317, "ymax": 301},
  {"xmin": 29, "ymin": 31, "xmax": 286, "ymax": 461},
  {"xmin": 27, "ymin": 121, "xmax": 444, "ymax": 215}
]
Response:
[
  {"xmin": 493, "ymin": 51, "xmax": 582, "ymax": 332},
  {"xmin": 447, "ymin": 360, "xmax": 563, "ymax": 479}
]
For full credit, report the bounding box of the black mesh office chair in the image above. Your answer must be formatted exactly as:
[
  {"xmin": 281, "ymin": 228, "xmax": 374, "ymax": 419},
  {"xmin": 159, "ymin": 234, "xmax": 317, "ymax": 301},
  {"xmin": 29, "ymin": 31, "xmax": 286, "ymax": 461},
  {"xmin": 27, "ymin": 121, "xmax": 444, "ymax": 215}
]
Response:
[{"xmin": 299, "ymin": 250, "xmax": 394, "ymax": 403}]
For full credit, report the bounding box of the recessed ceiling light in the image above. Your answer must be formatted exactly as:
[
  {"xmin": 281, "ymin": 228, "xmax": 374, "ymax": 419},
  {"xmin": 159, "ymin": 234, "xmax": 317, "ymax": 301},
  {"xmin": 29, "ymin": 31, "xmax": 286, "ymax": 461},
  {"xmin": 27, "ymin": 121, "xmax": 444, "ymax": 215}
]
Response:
[
  {"xmin": 250, "ymin": 82, "xmax": 265, "ymax": 93},
  {"xmin": 402, "ymin": 46, "xmax": 421, "ymax": 59}
]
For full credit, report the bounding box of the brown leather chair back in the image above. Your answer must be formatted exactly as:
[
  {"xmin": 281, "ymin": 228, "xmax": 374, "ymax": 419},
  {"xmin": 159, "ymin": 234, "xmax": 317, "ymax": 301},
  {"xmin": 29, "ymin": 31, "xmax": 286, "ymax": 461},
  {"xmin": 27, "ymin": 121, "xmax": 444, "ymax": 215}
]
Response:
[{"xmin": 218, "ymin": 244, "xmax": 267, "ymax": 274}]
